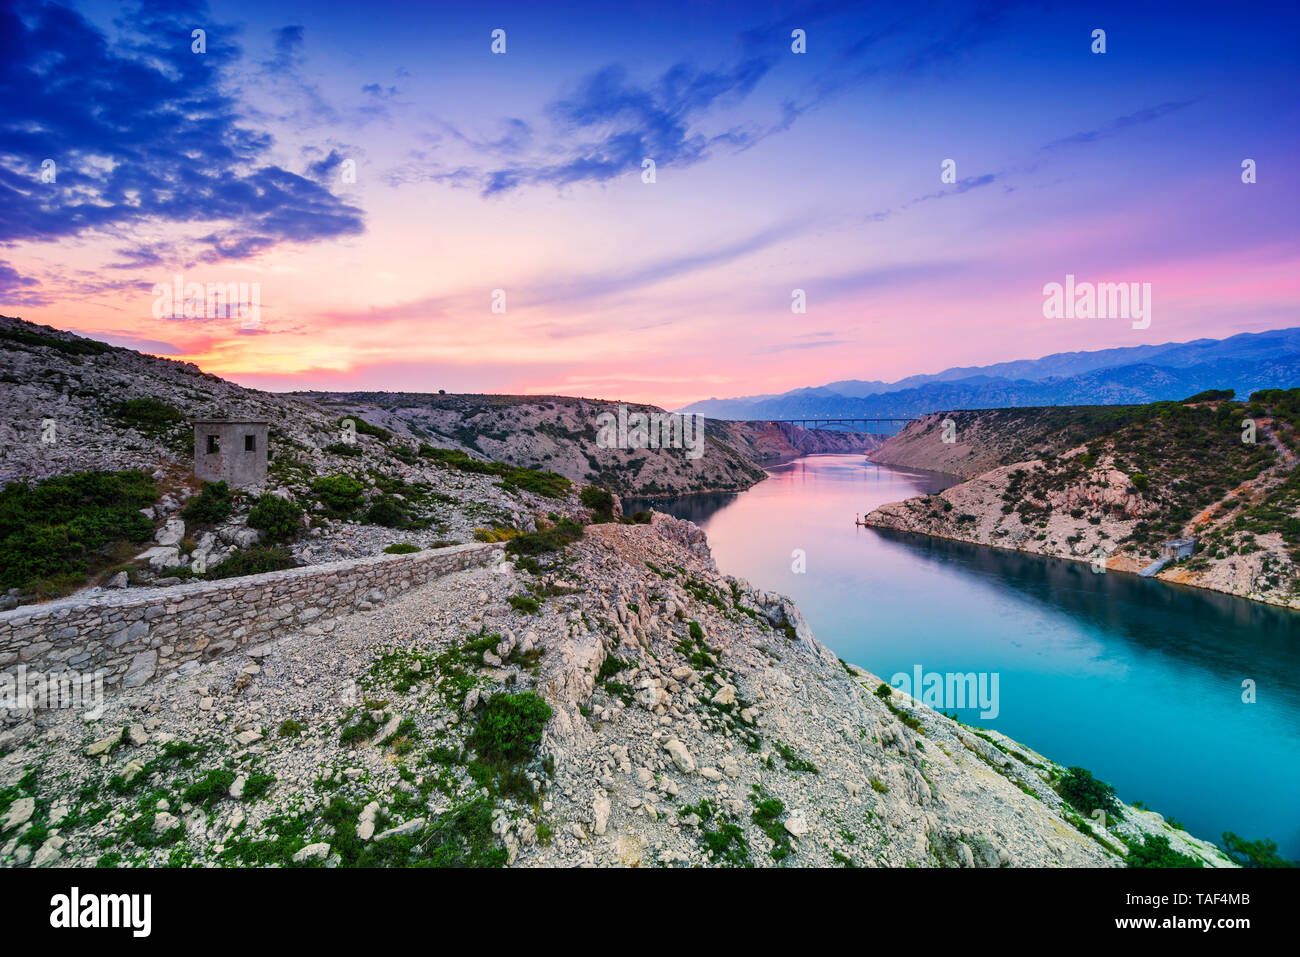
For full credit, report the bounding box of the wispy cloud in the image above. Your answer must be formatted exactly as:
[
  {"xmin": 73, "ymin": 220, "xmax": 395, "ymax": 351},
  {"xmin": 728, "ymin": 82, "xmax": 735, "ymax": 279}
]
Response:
[
  {"xmin": 0, "ymin": 259, "xmax": 47, "ymax": 307},
  {"xmin": 1041, "ymin": 99, "xmax": 1200, "ymax": 151},
  {"xmin": 0, "ymin": 1, "xmax": 364, "ymax": 263}
]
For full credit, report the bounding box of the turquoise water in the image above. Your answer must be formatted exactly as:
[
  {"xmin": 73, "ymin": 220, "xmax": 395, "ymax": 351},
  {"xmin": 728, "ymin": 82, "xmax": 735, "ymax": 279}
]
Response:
[{"xmin": 627, "ymin": 454, "xmax": 1300, "ymax": 859}]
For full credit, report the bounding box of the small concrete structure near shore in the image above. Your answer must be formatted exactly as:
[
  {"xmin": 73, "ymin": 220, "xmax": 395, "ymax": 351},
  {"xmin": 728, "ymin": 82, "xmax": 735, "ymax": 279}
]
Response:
[
  {"xmin": 1158, "ymin": 538, "xmax": 1197, "ymax": 560},
  {"xmin": 192, "ymin": 419, "xmax": 269, "ymax": 488},
  {"xmin": 1140, "ymin": 538, "xmax": 1198, "ymax": 577}
]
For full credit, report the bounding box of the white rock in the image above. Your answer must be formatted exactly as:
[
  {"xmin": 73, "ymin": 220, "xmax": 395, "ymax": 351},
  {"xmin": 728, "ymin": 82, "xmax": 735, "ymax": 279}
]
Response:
[
  {"xmin": 592, "ymin": 795, "xmax": 611, "ymax": 836},
  {"xmin": 2, "ymin": 797, "xmax": 35, "ymax": 831},
  {"xmin": 664, "ymin": 739, "xmax": 696, "ymax": 774},
  {"xmin": 155, "ymin": 518, "xmax": 185, "ymax": 546},
  {"xmin": 31, "ymin": 836, "xmax": 64, "ymax": 868},
  {"xmin": 375, "ymin": 818, "xmax": 425, "ymax": 841},
  {"xmin": 783, "ymin": 812, "xmax": 809, "ymax": 838},
  {"xmin": 292, "ymin": 842, "xmax": 331, "ymax": 863}
]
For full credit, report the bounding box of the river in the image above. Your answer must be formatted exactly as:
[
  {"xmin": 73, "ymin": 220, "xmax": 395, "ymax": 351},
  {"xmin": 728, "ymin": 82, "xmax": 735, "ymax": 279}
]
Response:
[{"xmin": 626, "ymin": 454, "xmax": 1300, "ymax": 859}]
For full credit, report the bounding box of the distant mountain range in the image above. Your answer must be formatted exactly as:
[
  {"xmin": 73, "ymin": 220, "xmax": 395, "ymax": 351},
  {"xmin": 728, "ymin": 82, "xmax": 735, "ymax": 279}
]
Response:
[{"xmin": 677, "ymin": 328, "xmax": 1300, "ymax": 420}]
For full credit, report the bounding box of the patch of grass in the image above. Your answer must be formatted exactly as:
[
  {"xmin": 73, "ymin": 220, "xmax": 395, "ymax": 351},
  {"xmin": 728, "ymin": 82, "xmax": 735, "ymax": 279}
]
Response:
[
  {"xmin": 751, "ymin": 790, "xmax": 793, "ymax": 862},
  {"xmin": 340, "ymin": 417, "xmax": 391, "ymax": 442},
  {"xmin": 339, "ymin": 710, "xmax": 385, "ymax": 746},
  {"xmin": 680, "ymin": 798, "xmax": 751, "ymax": 867},
  {"xmin": 182, "ymin": 769, "xmax": 237, "ymax": 809},
  {"xmin": 507, "ymin": 594, "xmax": 540, "ymax": 614},
  {"xmin": 465, "ymin": 691, "xmax": 552, "ymax": 802},
  {"xmin": 772, "ymin": 741, "xmax": 819, "ymax": 775},
  {"xmin": 383, "ymin": 542, "xmax": 419, "ymax": 554},
  {"xmin": 381, "ymin": 718, "xmax": 420, "ymax": 756},
  {"xmin": 243, "ymin": 773, "xmax": 275, "ymax": 802},
  {"xmin": 468, "ymin": 692, "xmax": 552, "ymax": 765}
]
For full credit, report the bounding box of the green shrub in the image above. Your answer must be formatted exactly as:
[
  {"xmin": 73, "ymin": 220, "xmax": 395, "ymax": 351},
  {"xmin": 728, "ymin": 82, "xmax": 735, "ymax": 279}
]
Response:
[
  {"xmin": 1125, "ymin": 834, "xmax": 1203, "ymax": 868},
  {"xmin": 1057, "ymin": 766, "xmax": 1122, "ymax": 821},
  {"xmin": 323, "ymin": 442, "xmax": 362, "ymax": 457},
  {"xmin": 247, "ymin": 493, "xmax": 302, "ymax": 543},
  {"xmin": 383, "ymin": 542, "xmax": 419, "ymax": 554},
  {"xmin": 243, "ymin": 773, "xmax": 274, "ymax": 802},
  {"xmin": 340, "ymin": 417, "xmax": 390, "ymax": 442},
  {"xmin": 1222, "ymin": 831, "xmax": 1296, "ymax": 868},
  {"xmin": 365, "ymin": 498, "xmax": 407, "ymax": 528},
  {"xmin": 507, "ymin": 594, "xmax": 540, "ymax": 614},
  {"xmin": 312, "ymin": 475, "xmax": 364, "ymax": 515},
  {"xmin": 204, "ymin": 545, "xmax": 295, "ymax": 579},
  {"xmin": 468, "ymin": 692, "xmax": 552, "ymax": 765},
  {"xmin": 421, "ymin": 797, "xmax": 508, "ymax": 867},
  {"xmin": 0, "ymin": 327, "xmax": 114, "ymax": 355},
  {"xmin": 182, "ymin": 481, "xmax": 233, "ymax": 524},
  {"xmin": 114, "ymin": 397, "xmax": 185, "ymax": 430},
  {"xmin": 0, "ymin": 470, "xmax": 157, "ymax": 593},
  {"xmin": 417, "ymin": 446, "xmax": 570, "ymax": 498},
  {"xmin": 580, "ymin": 486, "xmax": 615, "ymax": 521},
  {"xmin": 183, "ymin": 769, "xmax": 237, "ymax": 808},
  {"xmin": 504, "ymin": 519, "xmax": 583, "ymax": 555}
]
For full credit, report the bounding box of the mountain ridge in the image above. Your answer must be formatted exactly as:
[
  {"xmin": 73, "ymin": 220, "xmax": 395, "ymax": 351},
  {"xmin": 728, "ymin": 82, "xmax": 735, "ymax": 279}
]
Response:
[{"xmin": 680, "ymin": 328, "xmax": 1300, "ymax": 419}]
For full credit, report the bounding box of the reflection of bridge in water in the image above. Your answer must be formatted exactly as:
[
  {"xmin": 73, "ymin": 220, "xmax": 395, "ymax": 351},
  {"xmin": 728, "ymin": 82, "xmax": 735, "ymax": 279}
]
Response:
[{"xmin": 768, "ymin": 416, "xmax": 917, "ymax": 437}]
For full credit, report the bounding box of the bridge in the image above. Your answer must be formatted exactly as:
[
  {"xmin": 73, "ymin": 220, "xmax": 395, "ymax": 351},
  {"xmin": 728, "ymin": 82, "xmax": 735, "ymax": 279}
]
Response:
[{"xmin": 768, "ymin": 416, "xmax": 917, "ymax": 436}]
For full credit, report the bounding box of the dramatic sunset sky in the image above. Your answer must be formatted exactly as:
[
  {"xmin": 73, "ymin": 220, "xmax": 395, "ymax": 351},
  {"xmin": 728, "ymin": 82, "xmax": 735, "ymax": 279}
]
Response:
[{"xmin": 1, "ymin": 0, "xmax": 1297, "ymax": 407}]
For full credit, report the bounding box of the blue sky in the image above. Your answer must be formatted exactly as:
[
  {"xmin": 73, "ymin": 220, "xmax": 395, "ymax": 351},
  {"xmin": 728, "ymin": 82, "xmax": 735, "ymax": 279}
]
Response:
[{"xmin": 1, "ymin": 0, "xmax": 1297, "ymax": 405}]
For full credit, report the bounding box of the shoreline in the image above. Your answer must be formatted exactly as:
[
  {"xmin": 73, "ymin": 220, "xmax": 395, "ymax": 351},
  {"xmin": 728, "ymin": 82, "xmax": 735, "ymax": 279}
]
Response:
[{"xmin": 864, "ymin": 512, "xmax": 1300, "ymax": 612}]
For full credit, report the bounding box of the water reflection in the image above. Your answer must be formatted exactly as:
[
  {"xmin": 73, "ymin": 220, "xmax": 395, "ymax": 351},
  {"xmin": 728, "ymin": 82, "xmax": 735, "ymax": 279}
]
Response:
[{"xmin": 633, "ymin": 454, "xmax": 1300, "ymax": 858}]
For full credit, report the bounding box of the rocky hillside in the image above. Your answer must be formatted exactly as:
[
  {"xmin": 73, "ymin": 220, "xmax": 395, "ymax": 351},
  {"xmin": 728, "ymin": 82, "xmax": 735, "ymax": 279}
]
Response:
[
  {"xmin": 721, "ymin": 419, "xmax": 883, "ymax": 462},
  {"xmin": 1, "ymin": 316, "xmax": 878, "ymax": 609},
  {"xmin": 867, "ymin": 394, "xmax": 1300, "ymax": 608},
  {"xmin": 0, "ymin": 511, "xmax": 1230, "ymax": 869},
  {"xmin": 0, "ymin": 316, "xmax": 603, "ymax": 606},
  {"xmin": 296, "ymin": 392, "xmax": 881, "ymax": 494},
  {"xmin": 297, "ymin": 390, "xmax": 769, "ymax": 497}
]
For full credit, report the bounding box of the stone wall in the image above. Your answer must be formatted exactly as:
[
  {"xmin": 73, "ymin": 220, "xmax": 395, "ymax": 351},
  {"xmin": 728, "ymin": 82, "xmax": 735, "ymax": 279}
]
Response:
[{"xmin": 0, "ymin": 542, "xmax": 502, "ymax": 692}]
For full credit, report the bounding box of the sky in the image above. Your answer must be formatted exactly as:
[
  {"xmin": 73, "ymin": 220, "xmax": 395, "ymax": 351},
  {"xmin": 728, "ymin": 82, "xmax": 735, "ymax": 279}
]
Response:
[{"xmin": 1, "ymin": 0, "xmax": 1297, "ymax": 408}]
